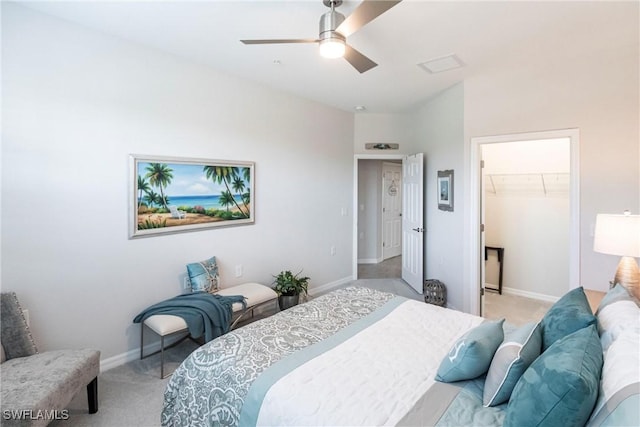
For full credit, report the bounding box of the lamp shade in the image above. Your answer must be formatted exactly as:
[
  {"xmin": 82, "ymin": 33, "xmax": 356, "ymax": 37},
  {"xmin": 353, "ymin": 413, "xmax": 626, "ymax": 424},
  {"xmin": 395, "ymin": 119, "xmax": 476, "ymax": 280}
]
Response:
[{"xmin": 593, "ymin": 214, "xmax": 640, "ymax": 257}]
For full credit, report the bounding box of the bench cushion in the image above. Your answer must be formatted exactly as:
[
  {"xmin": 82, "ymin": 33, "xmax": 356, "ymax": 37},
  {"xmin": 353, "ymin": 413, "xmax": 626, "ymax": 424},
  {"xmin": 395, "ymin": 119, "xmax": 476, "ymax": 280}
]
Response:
[
  {"xmin": 144, "ymin": 314, "xmax": 188, "ymax": 336},
  {"xmin": 0, "ymin": 349, "xmax": 100, "ymax": 426},
  {"xmin": 144, "ymin": 283, "xmax": 277, "ymax": 336},
  {"xmin": 217, "ymin": 282, "xmax": 277, "ymax": 312}
]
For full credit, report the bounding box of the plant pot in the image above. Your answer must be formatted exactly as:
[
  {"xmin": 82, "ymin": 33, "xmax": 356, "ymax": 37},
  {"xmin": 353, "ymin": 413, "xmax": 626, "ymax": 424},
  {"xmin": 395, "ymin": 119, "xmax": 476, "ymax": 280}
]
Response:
[{"xmin": 278, "ymin": 294, "xmax": 300, "ymax": 311}]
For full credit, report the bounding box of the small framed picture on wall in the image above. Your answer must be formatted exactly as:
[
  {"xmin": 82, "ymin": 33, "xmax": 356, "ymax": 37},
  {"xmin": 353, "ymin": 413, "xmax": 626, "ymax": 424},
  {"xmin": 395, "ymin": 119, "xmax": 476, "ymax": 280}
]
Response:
[{"xmin": 437, "ymin": 169, "xmax": 454, "ymax": 212}]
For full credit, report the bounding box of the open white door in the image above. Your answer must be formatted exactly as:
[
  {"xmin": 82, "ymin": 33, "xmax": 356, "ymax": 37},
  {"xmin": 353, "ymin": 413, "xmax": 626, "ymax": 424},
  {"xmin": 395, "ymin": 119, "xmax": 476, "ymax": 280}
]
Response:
[
  {"xmin": 402, "ymin": 153, "xmax": 424, "ymax": 293},
  {"xmin": 480, "ymin": 157, "xmax": 487, "ymax": 316}
]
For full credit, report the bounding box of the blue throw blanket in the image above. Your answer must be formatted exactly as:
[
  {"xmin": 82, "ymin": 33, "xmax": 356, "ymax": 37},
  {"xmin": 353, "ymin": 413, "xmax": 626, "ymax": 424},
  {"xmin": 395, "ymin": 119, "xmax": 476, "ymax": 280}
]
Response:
[{"xmin": 133, "ymin": 293, "xmax": 246, "ymax": 342}]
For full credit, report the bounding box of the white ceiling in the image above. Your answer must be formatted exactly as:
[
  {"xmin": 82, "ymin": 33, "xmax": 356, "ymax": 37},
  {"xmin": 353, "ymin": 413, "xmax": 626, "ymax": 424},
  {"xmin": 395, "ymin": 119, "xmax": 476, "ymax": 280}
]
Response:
[{"xmin": 15, "ymin": 0, "xmax": 639, "ymax": 114}]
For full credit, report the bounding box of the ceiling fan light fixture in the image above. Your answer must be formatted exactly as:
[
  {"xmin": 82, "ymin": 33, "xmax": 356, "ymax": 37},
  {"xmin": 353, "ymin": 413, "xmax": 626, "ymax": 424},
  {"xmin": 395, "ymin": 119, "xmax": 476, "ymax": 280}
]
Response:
[
  {"xmin": 240, "ymin": 0, "xmax": 400, "ymax": 73},
  {"xmin": 319, "ymin": 37, "xmax": 346, "ymax": 59}
]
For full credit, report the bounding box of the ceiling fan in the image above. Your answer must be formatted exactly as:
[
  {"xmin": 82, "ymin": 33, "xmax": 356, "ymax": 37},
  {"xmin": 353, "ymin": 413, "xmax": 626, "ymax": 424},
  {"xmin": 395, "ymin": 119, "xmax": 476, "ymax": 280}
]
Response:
[{"xmin": 241, "ymin": 0, "xmax": 402, "ymax": 73}]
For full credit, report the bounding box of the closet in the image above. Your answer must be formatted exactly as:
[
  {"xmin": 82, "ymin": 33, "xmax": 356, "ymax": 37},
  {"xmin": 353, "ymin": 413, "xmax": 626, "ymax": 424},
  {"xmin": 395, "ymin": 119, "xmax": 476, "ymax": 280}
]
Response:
[{"xmin": 483, "ymin": 139, "xmax": 570, "ymax": 301}]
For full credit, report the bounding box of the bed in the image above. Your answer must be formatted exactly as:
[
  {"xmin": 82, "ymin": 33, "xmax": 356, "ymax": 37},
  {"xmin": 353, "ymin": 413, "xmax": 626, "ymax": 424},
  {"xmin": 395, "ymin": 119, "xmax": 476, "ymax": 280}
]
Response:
[{"xmin": 162, "ymin": 285, "xmax": 640, "ymax": 427}]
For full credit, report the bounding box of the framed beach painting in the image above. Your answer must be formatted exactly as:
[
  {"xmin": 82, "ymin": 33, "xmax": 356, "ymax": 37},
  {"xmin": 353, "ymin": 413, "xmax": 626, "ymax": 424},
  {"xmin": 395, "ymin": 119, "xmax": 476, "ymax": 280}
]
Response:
[
  {"xmin": 437, "ymin": 169, "xmax": 454, "ymax": 212},
  {"xmin": 129, "ymin": 155, "xmax": 255, "ymax": 238}
]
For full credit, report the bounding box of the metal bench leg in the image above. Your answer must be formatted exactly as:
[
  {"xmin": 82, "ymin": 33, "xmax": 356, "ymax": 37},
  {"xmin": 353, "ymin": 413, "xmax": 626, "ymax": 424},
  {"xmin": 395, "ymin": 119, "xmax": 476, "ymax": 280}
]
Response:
[
  {"xmin": 140, "ymin": 323, "xmax": 145, "ymax": 360},
  {"xmin": 160, "ymin": 335, "xmax": 166, "ymax": 379}
]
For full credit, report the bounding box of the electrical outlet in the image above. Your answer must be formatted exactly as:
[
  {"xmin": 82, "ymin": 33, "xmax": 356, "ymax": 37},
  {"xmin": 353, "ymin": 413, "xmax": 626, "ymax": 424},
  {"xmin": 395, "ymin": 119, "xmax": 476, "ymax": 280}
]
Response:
[
  {"xmin": 235, "ymin": 264, "xmax": 243, "ymax": 277},
  {"xmin": 330, "ymin": 246, "xmax": 336, "ymax": 256},
  {"xmin": 183, "ymin": 277, "xmax": 191, "ymax": 289}
]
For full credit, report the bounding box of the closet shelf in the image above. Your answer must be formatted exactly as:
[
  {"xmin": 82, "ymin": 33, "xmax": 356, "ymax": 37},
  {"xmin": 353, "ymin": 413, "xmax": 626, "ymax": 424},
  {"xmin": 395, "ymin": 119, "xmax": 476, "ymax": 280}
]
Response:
[{"xmin": 485, "ymin": 173, "xmax": 569, "ymax": 196}]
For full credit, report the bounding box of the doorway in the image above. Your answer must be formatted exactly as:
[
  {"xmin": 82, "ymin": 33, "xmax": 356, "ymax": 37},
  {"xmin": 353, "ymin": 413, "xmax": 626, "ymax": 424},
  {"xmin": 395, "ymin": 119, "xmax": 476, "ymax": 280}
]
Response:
[
  {"xmin": 353, "ymin": 154, "xmax": 425, "ymax": 294},
  {"xmin": 355, "ymin": 158, "xmax": 403, "ymax": 279},
  {"xmin": 481, "ymin": 138, "xmax": 570, "ymax": 324},
  {"xmin": 467, "ymin": 129, "xmax": 580, "ymax": 317}
]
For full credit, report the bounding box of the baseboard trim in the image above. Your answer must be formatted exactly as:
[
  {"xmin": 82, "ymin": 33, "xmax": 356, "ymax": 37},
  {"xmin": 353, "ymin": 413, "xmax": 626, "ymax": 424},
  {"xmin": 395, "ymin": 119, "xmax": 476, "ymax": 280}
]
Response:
[
  {"xmin": 500, "ymin": 286, "xmax": 560, "ymax": 303},
  {"xmin": 100, "ymin": 333, "xmax": 187, "ymax": 372},
  {"xmin": 308, "ymin": 276, "xmax": 353, "ymax": 297},
  {"xmin": 357, "ymin": 258, "xmax": 382, "ymax": 264}
]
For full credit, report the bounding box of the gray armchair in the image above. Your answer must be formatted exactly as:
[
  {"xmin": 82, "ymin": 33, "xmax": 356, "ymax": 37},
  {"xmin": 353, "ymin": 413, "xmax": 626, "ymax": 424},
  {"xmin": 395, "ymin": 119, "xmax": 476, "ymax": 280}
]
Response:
[{"xmin": 0, "ymin": 292, "xmax": 100, "ymax": 427}]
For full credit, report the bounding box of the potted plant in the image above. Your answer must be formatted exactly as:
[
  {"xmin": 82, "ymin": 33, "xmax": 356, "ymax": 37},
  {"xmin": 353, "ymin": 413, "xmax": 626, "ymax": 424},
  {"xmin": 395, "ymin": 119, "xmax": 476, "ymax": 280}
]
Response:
[{"xmin": 272, "ymin": 270, "xmax": 310, "ymax": 310}]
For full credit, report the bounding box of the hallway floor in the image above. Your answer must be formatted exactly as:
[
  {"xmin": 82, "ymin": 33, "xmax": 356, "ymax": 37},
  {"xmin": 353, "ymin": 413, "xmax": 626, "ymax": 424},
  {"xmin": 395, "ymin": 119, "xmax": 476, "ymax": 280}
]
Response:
[
  {"xmin": 357, "ymin": 256, "xmax": 401, "ymax": 279},
  {"xmin": 357, "ymin": 256, "xmax": 551, "ymax": 325}
]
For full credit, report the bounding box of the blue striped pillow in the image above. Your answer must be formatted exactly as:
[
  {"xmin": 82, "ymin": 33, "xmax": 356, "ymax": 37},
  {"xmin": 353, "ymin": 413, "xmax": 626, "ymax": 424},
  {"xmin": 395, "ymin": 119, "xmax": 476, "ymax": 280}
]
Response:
[{"xmin": 483, "ymin": 322, "xmax": 542, "ymax": 406}]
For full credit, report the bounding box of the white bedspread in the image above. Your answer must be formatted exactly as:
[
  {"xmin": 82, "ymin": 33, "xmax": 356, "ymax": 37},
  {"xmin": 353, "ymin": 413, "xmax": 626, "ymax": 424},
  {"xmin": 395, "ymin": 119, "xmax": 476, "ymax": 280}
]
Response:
[{"xmin": 254, "ymin": 299, "xmax": 483, "ymax": 426}]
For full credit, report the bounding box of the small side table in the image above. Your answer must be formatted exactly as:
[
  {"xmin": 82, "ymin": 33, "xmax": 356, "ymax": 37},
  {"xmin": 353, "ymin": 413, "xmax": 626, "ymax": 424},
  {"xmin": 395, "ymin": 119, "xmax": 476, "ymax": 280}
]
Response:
[
  {"xmin": 485, "ymin": 246, "xmax": 504, "ymax": 295},
  {"xmin": 584, "ymin": 289, "xmax": 605, "ymax": 314}
]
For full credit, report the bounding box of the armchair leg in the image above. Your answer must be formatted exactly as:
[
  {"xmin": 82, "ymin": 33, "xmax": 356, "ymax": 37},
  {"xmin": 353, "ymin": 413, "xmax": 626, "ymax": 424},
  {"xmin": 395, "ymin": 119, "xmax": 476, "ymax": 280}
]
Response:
[{"xmin": 87, "ymin": 377, "xmax": 98, "ymax": 414}]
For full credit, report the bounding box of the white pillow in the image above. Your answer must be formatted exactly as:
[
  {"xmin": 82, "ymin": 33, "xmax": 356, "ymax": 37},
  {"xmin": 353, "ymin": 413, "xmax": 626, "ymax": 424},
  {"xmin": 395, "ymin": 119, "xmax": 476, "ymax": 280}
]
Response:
[
  {"xmin": 587, "ymin": 329, "xmax": 640, "ymax": 426},
  {"xmin": 597, "ymin": 300, "xmax": 640, "ymax": 351}
]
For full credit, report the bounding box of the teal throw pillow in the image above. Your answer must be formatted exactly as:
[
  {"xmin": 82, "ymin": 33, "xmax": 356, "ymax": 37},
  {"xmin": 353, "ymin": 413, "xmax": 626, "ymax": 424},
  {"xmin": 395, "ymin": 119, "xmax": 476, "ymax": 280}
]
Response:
[
  {"xmin": 540, "ymin": 287, "xmax": 596, "ymax": 351},
  {"xmin": 436, "ymin": 319, "xmax": 505, "ymax": 383},
  {"xmin": 504, "ymin": 325, "xmax": 603, "ymax": 427},
  {"xmin": 186, "ymin": 256, "xmax": 220, "ymax": 293},
  {"xmin": 483, "ymin": 322, "xmax": 542, "ymax": 407}
]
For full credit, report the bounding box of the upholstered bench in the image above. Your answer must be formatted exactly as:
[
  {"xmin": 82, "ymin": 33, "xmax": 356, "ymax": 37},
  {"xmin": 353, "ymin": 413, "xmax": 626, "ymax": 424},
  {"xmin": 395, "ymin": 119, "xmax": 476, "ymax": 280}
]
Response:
[{"xmin": 140, "ymin": 282, "xmax": 277, "ymax": 378}]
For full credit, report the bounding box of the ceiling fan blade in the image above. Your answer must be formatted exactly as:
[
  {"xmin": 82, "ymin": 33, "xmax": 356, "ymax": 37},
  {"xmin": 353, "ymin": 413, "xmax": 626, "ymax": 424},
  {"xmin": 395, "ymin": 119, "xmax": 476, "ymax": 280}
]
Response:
[
  {"xmin": 336, "ymin": 0, "xmax": 402, "ymax": 38},
  {"xmin": 344, "ymin": 44, "xmax": 377, "ymax": 73},
  {"xmin": 241, "ymin": 39, "xmax": 319, "ymax": 45}
]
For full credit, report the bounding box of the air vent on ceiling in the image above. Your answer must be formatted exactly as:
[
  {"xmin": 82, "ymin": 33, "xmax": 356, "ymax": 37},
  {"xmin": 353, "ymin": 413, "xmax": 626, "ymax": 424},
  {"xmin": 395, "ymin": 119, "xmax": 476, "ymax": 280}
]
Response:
[{"xmin": 418, "ymin": 54, "xmax": 464, "ymax": 74}]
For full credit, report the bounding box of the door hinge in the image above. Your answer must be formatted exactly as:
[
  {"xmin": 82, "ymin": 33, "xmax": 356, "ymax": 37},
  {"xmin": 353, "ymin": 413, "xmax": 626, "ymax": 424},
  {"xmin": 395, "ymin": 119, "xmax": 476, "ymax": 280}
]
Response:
[
  {"xmin": 480, "ymin": 224, "xmax": 485, "ymax": 232},
  {"xmin": 481, "ymin": 287, "xmax": 485, "ymax": 296},
  {"xmin": 481, "ymin": 160, "xmax": 485, "ymax": 168},
  {"xmin": 383, "ymin": 242, "xmax": 386, "ymax": 247}
]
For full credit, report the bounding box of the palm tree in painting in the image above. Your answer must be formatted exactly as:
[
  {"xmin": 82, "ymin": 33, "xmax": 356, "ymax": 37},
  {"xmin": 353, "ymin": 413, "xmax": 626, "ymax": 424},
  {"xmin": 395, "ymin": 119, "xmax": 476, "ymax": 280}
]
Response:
[
  {"xmin": 219, "ymin": 191, "xmax": 235, "ymax": 212},
  {"xmin": 145, "ymin": 163, "xmax": 173, "ymax": 210},
  {"xmin": 231, "ymin": 173, "xmax": 250, "ymax": 216},
  {"xmin": 158, "ymin": 194, "xmax": 170, "ymax": 208},
  {"xmin": 143, "ymin": 190, "xmax": 161, "ymax": 208},
  {"xmin": 240, "ymin": 167, "xmax": 251, "ymax": 212},
  {"xmin": 203, "ymin": 166, "xmax": 249, "ymax": 218},
  {"xmin": 242, "ymin": 187, "xmax": 251, "ymax": 206},
  {"xmin": 137, "ymin": 176, "xmax": 151, "ymax": 210}
]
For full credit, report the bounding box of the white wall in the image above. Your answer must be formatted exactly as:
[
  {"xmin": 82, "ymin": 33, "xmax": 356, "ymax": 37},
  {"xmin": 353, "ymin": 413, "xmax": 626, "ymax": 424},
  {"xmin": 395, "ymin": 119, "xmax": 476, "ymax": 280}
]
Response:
[
  {"xmin": 2, "ymin": 4, "xmax": 354, "ymax": 362},
  {"xmin": 353, "ymin": 87, "xmax": 465, "ymax": 309},
  {"xmin": 354, "ymin": 113, "xmax": 417, "ymax": 155},
  {"xmin": 485, "ymin": 194, "xmax": 569, "ymax": 299},
  {"xmin": 464, "ymin": 10, "xmax": 640, "ymax": 297},
  {"xmin": 411, "ymin": 84, "xmax": 466, "ymax": 309},
  {"xmin": 353, "ymin": 2, "xmax": 639, "ymax": 312}
]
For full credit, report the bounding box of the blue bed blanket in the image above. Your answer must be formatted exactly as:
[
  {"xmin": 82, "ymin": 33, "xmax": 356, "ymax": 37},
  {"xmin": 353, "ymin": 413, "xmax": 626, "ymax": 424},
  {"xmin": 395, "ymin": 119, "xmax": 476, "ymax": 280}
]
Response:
[{"xmin": 133, "ymin": 292, "xmax": 246, "ymax": 342}]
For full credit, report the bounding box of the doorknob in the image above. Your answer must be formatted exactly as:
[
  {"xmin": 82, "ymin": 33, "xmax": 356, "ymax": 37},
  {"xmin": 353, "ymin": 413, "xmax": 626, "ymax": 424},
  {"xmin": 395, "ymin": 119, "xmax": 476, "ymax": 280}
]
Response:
[{"xmin": 412, "ymin": 227, "xmax": 424, "ymax": 232}]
